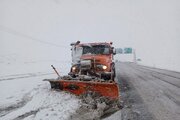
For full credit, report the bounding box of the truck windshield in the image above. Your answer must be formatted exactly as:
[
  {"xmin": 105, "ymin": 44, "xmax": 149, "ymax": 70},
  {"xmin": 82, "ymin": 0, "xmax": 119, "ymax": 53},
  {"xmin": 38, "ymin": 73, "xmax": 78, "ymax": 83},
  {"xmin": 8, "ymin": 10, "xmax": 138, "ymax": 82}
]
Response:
[{"xmin": 82, "ymin": 45, "xmax": 110, "ymax": 55}]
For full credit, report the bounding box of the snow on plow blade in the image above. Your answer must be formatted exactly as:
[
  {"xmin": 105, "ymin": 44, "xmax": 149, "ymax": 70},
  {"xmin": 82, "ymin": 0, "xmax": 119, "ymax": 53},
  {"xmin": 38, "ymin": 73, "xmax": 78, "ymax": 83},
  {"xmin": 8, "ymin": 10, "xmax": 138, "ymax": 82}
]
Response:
[{"xmin": 47, "ymin": 79, "xmax": 119, "ymax": 100}]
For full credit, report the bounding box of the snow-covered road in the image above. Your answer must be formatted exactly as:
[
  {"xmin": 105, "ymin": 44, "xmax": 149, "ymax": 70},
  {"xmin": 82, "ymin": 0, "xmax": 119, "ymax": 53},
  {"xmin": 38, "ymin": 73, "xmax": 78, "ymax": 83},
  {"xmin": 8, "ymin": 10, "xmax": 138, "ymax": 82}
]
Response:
[
  {"xmin": 118, "ymin": 62, "xmax": 180, "ymax": 120},
  {"xmin": 1, "ymin": 62, "xmax": 180, "ymax": 120}
]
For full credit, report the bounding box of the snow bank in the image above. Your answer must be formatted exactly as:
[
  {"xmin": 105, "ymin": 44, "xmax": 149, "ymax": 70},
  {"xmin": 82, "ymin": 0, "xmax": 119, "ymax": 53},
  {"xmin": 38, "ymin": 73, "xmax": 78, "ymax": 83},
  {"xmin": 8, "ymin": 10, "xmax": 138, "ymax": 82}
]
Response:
[{"xmin": 0, "ymin": 81, "xmax": 80, "ymax": 120}]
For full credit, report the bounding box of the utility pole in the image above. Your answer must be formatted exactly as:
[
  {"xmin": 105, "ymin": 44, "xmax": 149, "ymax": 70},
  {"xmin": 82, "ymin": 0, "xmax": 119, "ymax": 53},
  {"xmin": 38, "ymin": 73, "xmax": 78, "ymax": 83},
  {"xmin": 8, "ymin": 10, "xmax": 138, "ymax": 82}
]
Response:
[{"xmin": 133, "ymin": 49, "xmax": 137, "ymax": 63}]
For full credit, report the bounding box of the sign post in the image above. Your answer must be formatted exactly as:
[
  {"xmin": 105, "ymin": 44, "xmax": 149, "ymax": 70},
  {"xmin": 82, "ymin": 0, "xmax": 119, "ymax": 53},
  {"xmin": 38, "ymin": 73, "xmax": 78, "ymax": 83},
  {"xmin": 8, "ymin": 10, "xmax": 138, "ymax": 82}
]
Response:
[{"xmin": 115, "ymin": 47, "xmax": 137, "ymax": 63}]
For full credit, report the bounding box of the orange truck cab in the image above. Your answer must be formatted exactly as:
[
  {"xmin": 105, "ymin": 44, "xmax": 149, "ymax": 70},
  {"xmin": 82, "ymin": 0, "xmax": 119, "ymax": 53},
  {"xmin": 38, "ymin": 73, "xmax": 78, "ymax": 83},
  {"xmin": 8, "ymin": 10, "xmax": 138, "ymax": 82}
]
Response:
[{"xmin": 69, "ymin": 41, "xmax": 116, "ymax": 80}]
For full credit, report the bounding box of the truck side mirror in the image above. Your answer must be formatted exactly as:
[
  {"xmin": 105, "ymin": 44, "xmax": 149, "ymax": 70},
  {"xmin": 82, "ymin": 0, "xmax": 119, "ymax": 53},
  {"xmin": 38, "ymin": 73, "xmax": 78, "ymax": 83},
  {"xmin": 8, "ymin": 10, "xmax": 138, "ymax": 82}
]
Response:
[
  {"xmin": 113, "ymin": 48, "xmax": 116, "ymax": 55},
  {"xmin": 110, "ymin": 47, "xmax": 116, "ymax": 55}
]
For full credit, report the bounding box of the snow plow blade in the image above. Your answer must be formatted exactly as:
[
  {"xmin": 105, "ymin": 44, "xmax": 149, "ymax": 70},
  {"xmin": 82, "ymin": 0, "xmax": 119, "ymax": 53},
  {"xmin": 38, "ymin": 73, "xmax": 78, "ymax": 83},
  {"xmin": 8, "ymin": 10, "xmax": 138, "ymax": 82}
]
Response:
[{"xmin": 47, "ymin": 79, "xmax": 119, "ymax": 100}]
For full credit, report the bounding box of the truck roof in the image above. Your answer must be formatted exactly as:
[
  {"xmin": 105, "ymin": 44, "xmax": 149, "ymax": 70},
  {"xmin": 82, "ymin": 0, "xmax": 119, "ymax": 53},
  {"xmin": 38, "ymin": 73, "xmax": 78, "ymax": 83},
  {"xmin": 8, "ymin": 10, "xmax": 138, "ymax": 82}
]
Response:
[{"xmin": 78, "ymin": 42, "xmax": 112, "ymax": 46}]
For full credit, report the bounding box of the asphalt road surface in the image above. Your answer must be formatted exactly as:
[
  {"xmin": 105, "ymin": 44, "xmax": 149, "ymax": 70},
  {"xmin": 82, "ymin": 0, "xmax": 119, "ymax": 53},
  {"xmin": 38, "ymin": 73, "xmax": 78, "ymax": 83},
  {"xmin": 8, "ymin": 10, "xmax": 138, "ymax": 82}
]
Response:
[{"xmin": 116, "ymin": 62, "xmax": 180, "ymax": 120}]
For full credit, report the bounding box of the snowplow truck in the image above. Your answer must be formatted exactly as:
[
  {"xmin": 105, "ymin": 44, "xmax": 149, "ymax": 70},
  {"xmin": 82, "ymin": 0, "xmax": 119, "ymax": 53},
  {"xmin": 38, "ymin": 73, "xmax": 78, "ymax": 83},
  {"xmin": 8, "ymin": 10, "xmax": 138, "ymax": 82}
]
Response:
[
  {"xmin": 46, "ymin": 41, "xmax": 119, "ymax": 100},
  {"xmin": 69, "ymin": 41, "xmax": 116, "ymax": 80}
]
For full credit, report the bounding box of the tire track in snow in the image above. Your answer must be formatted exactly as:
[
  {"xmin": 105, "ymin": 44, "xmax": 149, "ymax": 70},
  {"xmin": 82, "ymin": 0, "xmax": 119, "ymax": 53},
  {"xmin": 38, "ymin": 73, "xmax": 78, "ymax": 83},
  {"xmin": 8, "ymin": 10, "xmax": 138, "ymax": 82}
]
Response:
[
  {"xmin": 1, "ymin": 83, "xmax": 80, "ymax": 120},
  {"xmin": 127, "ymin": 63, "xmax": 180, "ymax": 88},
  {"xmin": 150, "ymin": 73, "xmax": 180, "ymax": 88},
  {"xmin": 0, "ymin": 93, "xmax": 32, "ymax": 117},
  {"xmin": 118, "ymin": 62, "xmax": 180, "ymax": 120},
  {"xmin": 139, "ymin": 65, "xmax": 180, "ymax": 80},
  {"xmin": 0, "ymin": 73, "xmax": 55, "ymax": 81},
  {"xmin": 117, "ymin": 73, "xmax": 155, "ymax": 120},
  {"xmin": 13, "ymin": 109, "xmax": 39, "ymax": 120}
]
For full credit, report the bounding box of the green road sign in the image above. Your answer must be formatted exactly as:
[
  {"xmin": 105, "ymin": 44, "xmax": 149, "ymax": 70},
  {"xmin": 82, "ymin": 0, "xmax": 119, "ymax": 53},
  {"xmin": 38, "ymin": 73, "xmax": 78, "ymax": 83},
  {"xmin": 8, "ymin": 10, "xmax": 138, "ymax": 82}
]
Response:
[
  {"xmin": 116, "ymin": 48, "xmax": 123, "ymax": 54},
  {"xmin": 124, "ymin": 48, "xmax": 132, "ymax": 54}
]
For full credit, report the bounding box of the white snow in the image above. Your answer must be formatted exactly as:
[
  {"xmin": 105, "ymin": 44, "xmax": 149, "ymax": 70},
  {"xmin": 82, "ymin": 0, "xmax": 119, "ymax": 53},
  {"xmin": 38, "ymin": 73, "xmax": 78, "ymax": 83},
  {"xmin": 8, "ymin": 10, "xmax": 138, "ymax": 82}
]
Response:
[
  {"xmin": 114, "ymin": 54, "xmax": 134, "ymax": 63},
  {"xmin": 103, "ymin": 111, "xmax": 121, "ymax": 120},
  {"xmin": 0, "ymin": 0, "xmax": 180, "ymax": 119},
  {"xmin": 0, "ymin": 56, "xmax": 80, "ymax": 120},
  {"xmin": 1, "ymin": 0, "xmax": 180, "ymax": 72},
  {"xmin": 0, "ymin": 75, "xmax": 80, "ymax": 120}
]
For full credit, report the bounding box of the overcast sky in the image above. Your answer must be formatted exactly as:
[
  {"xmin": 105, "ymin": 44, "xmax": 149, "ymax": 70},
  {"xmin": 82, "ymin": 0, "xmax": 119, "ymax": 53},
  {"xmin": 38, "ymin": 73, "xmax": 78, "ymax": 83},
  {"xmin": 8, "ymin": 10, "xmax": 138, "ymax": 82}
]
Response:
[{"xmin": 0, "ymin": 0, "xmax": 180, "ymax": 72}]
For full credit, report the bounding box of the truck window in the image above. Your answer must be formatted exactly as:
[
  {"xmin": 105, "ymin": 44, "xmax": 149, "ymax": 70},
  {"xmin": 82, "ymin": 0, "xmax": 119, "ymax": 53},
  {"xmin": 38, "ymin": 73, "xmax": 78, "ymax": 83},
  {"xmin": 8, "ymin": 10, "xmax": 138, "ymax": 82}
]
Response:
[{"xmin": 82, "ymin": 45, "xmax": 110, "ymax": 55}]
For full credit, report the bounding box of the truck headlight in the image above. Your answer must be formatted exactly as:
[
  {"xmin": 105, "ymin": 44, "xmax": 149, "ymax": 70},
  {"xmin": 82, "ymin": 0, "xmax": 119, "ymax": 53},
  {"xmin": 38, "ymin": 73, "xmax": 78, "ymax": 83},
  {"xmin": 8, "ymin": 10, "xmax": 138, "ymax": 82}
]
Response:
[
  {"xmin": 102, "ymin": 65, "xmax": 107, "ymax": 70},
  {"xmin": 72, "ymin": 66, "xmax": 76, "ymax": 71}
]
